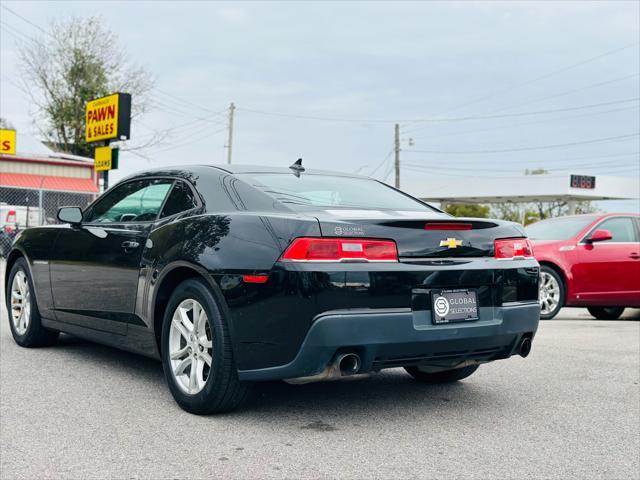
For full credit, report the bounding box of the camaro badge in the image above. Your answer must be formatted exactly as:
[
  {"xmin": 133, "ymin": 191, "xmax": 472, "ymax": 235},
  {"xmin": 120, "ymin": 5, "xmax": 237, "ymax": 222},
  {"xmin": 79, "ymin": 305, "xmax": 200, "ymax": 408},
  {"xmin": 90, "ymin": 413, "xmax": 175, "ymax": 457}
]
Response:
[{"xmin": 440, "ymin": 238, "xmax": 463, "ymax": 249}]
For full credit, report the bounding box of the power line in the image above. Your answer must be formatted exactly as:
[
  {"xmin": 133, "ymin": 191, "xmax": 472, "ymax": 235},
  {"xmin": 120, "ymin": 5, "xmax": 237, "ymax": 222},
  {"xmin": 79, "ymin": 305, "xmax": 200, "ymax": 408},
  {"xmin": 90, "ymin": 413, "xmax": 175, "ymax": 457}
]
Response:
[
  {"xmin": 150, "ymin": 96, "xmax": 228, "ymax": 122},
  {"xmin": 402, "ymin": 165, "xmax": 638, "ymax": 180},
  {"xmin": 238, "ymin": 97, "xmax": 639, "ymax": 126},
  {"xmin": 549, "ymin": 162, "xmax": 639, "ymax": 172},
  {"xmin": 403, "ymin": 151, "xmax": 640, "ymax": 167},
  {"xmin": 411, "ymin": 41, "xmax": 640, "ymax": 122},
  {"xmin": 148, "ymin": 96, "xmax": 227, "ymax": 125},
  {"xmin": 487, "ymin": 73, "xmax": 640, "ymax": 114},
  {"xmin": 0, "ymin": 4, "xmax": 52, "ymax": 38},
  {"xmin": 402, "ymin": 98, "xmax": 639, "ymax": 131},
  {"xmin": 154, "ymin": 88, "xmax": 227, "ymax": 119},
  {"xmin": 403, "ymin": 132, "xmax": 639, "ymax": 155},
  {"xmin": 409, "ymin": 105, "xmax": 639, "ymax": 143},
  {"xmin": 0, "ymin": 20, "xmax": 31, "ymax": 42},
  {"xmin": 404, "ymin": 159, "xmax": 638, "ymax": 174},
  {"xmin": 144, "ymin": 121, "xmax": 215, "ymax": 148},
  {"xmin": 369, "ymin": 148, "xmax": 394, "ymax": 177},
  {"xmin": 135, "ymin": 116, "xmax": 225, "ymax": 141},
  {"xmin": 529, "ymin": 150, "xmax": 640, "ymax": 164},
  {"xmin": 147, "ymin": 126, "xmax": 227, "ymax": 155},
  {"xmin": 236, "ymin": 106, "xmax": 395, "ymax": 124},
  {"xmin": 382, "ymin": 162, "xmax": 395, "ymax": 183}
]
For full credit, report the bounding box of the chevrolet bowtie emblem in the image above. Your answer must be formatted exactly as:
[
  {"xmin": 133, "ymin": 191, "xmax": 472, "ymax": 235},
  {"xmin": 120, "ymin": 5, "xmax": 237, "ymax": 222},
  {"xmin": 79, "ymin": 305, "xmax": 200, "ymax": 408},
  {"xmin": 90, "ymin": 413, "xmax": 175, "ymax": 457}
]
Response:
[{"xmin": 440, "ymin": 238, "xmax": 463, "ymax": 249}]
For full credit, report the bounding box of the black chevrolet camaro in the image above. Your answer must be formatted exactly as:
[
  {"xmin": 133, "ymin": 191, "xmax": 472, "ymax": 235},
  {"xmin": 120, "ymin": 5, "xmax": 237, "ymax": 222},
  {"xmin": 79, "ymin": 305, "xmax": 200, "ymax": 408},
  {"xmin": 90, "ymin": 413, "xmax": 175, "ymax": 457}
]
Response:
[{"xmin": 4, "ymin": 164, "xmax": 540, "ymax": 414}]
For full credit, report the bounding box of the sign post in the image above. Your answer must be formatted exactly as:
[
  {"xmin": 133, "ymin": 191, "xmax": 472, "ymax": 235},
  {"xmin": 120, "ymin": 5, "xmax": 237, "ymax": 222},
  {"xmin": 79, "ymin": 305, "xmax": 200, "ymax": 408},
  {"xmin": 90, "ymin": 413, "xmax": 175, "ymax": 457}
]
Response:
[{"xmin": 85, "ymin": 92, "xmax": 131, "ymax": 191}]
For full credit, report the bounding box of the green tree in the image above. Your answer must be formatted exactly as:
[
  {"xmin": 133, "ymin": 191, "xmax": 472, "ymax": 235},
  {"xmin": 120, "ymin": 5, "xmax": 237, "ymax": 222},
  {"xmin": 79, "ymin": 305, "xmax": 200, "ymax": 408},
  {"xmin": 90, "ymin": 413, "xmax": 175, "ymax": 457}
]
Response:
[
  {"xmin": 19, "ymin": 17, "xmax": 153, "ymax": 157},
  {"xmin": 490, "ymin": 203, "xmax": 541, "ymax": 225},
  {"xmin": 445, "ymin": 203, "xmax": 490, "ymax": 218},
  {"xmin": 492, "ymin": 168, "xmax": 598, "ymax": 224}
]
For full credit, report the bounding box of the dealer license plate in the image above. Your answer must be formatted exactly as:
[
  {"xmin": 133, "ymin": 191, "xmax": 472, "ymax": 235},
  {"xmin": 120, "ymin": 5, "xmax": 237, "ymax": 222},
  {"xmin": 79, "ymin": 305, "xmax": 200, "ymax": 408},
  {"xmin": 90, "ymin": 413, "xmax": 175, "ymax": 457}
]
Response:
[{"xmin": 431, "ymin": 289, "xmax": 479, "ymax": 324}]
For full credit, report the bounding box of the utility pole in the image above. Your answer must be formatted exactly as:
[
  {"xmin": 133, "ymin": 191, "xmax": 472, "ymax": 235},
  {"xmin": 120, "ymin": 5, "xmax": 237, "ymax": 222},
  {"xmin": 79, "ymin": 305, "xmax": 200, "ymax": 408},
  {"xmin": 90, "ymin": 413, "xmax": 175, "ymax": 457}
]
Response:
[
  {"xmin": 226, "ymin": 102, "xmax": 235, "ymax": 164},
  {"xmin": 394, "ymin": 123, "xmax": 400, "ymax": 189}
]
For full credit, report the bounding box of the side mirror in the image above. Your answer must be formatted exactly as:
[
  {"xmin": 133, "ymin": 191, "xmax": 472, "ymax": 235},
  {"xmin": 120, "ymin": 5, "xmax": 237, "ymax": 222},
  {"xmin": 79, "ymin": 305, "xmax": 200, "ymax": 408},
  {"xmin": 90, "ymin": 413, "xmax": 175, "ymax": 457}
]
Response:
[
  {"xmin": 57, "ymin": 207, "xmax": 83, "ymax": 225},
  {"xmin": 587, "ymin": 229, "xmax": 612, "ymax": 243}
]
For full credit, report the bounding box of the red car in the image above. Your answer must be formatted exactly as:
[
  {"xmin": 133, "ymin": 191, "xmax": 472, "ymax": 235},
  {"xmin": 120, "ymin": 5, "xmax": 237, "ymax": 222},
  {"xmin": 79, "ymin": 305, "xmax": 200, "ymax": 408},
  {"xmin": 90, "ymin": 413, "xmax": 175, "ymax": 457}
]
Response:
[{"xmin": 526, "ymin": 213, "xmax": 640, "ymax": 320}]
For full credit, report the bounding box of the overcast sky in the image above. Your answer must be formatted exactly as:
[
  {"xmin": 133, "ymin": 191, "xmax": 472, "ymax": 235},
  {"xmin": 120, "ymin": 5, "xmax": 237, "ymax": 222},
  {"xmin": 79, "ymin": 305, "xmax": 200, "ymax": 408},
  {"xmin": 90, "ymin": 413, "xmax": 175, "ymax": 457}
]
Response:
[{"xmin": 1, "ymin": 1, "xmax": 639, "ymax": 211}]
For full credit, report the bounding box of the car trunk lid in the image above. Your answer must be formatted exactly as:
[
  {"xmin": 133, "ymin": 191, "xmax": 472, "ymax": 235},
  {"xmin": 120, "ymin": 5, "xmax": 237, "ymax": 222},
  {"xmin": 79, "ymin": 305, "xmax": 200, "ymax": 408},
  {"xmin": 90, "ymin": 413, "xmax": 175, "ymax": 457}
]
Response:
[{"xmin": 311, "ymin": 210, "xmax": 525, "ymax": 258}]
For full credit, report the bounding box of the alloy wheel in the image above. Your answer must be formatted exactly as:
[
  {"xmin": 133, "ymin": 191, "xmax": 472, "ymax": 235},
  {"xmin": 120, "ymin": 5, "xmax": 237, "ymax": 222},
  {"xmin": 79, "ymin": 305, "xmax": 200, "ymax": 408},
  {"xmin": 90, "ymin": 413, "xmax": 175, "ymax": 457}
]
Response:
[
  {"xmin": 10, "ymin": 271, "xmax": 31, "ymax": 335},
  {"xmin": 168, "ymin": 299, "xmax": 213, "ymax": 395},
  {"xmin": 539, "ymin": 271, "xmax": 560, "ymax": 315}
]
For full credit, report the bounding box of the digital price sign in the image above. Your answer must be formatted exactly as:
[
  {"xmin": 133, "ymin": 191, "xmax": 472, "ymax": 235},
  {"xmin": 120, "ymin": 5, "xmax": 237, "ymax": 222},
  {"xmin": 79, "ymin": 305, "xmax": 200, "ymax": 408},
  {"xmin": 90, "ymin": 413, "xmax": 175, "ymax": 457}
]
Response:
[{"xmin": 570, "ymin": 175, "xmax": 596, "ymax": 190}]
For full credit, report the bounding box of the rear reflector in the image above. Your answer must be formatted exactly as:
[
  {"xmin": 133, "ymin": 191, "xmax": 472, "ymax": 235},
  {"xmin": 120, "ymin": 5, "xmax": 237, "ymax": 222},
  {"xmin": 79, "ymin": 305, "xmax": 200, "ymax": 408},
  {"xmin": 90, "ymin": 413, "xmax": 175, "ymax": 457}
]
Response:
[
  {"xmin": 242, "ymin": 274, "xmax": 270, "ymax": 284},
  {"xmin": 494, "ymin": 238, "xmax": 534, "ymax": 259},
  {"xmin": 280, "ymin": 237, "xmax": 398, "ymax": 262},
  {"xmin": 425, "ymin": 223, "xmax": 472, "ymax": 231}
]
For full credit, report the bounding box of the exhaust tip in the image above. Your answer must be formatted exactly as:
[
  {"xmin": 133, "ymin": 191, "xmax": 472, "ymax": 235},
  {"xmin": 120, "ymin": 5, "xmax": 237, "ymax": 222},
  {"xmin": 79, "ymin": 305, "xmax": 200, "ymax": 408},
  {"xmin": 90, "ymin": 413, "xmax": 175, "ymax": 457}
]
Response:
[
  {"xmin": 519, "ymin": 337, "xmax": 532, "ymax": 358},
  {"xmin": 337, "ymin": 353, "xmax": 361, "ymax": 376}
]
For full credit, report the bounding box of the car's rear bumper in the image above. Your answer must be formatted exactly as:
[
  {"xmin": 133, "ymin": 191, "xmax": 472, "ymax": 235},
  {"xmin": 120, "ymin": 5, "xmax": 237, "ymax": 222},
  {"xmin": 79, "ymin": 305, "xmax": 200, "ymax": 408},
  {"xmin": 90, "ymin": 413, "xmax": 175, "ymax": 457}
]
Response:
[{"xmin": 237, "ymin": 301, "xmax": 540, "ymax": 381}]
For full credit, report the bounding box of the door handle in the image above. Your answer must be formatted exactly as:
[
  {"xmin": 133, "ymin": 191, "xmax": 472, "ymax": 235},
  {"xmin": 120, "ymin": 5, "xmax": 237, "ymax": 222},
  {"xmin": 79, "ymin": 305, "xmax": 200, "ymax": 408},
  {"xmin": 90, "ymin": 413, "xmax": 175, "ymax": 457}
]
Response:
[
  {"xmin": 121, "ymin": 240, "xmax": 140, "ymax": 250},
  {"xmin": 630, "ymin": 253, "xmax": 640, "ymax": 259}
]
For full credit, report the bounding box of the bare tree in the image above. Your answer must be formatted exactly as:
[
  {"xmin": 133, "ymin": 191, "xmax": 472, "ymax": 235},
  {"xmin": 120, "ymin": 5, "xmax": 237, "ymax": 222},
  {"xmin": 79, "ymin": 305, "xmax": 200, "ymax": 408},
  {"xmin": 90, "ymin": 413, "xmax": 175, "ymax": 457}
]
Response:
[
  {"xmin": 18, "ymin": 17, "xmax": 154, "ymax": 157},
  {"xmin": 0, "ymin": 118, "xmax": 15, "ymax": 130}
]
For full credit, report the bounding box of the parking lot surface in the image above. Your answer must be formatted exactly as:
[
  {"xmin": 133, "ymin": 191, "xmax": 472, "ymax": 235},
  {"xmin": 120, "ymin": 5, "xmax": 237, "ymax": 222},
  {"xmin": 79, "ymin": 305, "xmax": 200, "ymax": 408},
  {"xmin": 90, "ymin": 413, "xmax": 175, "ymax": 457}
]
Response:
[{"xmin": 1, "ymin": 260, "xmax": 638, "ymax": 479}]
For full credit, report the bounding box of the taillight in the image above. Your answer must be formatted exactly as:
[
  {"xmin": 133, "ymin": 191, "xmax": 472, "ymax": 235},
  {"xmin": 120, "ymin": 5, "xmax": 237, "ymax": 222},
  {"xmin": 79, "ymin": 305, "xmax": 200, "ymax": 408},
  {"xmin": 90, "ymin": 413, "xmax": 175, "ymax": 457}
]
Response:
[
  {"xmin": 242, "ymin": 274, "xmax": 269, "ymax": 284},
  {"xmin": 280, "ymin": 237, "xmax": 398, "ymax": 262},
  {"xmin": 425, "ymin": 222, "xmax": 472, "ymax": 231},
  {"xmin": 494, "ymin": 238, "xmax": 534, "ymax": 259}
]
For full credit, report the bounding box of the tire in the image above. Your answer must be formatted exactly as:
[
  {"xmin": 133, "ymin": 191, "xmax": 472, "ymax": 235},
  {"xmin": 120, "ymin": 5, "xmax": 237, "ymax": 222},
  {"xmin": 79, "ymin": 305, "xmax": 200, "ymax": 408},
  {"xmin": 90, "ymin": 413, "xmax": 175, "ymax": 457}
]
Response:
[
  {"xmin": 405, "ymin": 365, "xmax": 479, "ymax": 384},
  {"xmin": 587, "ymin": 307, "xmax": 625, "ymax": 320},
  {"xmin": 161, "ymin": 278, "xmax": 252, "ymax": 414},
  {"xmin": 5, "ymin": 258, "xmax": 59, "ymax": 347},
  {"xmin": 539, "ymin": 265, "xmax": 565, "ymax": 320}
]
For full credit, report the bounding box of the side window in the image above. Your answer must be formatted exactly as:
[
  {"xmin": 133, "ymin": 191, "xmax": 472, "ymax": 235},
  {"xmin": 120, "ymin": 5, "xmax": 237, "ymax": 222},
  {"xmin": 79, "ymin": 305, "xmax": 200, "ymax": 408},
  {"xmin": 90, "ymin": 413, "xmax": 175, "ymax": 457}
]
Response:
[
  {"xmin": 84, "ymin": 179, "xmax": 173, "ymax": 223},
  {"xmin": 160, "ymin": 181, "xmax": 198, "ymax": 218},
  {"xmin": 597, "ymin": 217, "xmax": 638, "ymax": 243}
]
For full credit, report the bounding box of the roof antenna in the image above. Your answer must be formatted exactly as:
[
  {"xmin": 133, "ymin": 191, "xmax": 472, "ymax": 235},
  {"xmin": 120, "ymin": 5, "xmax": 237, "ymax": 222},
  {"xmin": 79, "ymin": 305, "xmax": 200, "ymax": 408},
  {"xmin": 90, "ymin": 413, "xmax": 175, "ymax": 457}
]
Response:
[{"xmin": 289, "ymin": 158, "xmax": 305, "ymax": 177}]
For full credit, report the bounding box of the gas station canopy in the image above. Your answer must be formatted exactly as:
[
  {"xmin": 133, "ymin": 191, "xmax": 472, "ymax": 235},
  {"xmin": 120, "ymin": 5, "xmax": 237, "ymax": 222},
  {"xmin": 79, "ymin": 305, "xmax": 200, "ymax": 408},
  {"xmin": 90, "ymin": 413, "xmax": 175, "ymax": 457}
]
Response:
[{"xmin": 407, "ymin": 173, "xmax": 639, "ymax": 204}]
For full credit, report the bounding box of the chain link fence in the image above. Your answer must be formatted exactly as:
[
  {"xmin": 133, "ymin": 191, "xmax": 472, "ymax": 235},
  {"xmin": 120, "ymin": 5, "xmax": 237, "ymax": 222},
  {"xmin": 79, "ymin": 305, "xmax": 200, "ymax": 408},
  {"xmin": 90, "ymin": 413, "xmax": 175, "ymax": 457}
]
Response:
[{"xmin": 0, "ymin": 186, "xmax": 97, "ymax": 258}]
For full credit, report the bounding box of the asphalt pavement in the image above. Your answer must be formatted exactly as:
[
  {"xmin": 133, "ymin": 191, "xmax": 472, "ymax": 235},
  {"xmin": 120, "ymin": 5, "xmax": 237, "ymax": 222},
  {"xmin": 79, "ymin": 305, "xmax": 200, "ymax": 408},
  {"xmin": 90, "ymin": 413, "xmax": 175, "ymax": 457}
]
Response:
[{"xmin": 0, "ymin": 260, "xmax": 638, "ymax": 479}]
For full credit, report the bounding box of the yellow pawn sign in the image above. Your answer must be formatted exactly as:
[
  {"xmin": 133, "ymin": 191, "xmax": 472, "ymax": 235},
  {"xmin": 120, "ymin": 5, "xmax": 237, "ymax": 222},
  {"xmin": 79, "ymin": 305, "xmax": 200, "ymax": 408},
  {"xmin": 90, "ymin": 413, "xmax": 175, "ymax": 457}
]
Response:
[
  {"xmin": 94, "ymin": 146, "xmax": 112, "ymax": 171},
  {"xmin": 0, "ymin": 129, "xmax": 17, "ymax": 155}
]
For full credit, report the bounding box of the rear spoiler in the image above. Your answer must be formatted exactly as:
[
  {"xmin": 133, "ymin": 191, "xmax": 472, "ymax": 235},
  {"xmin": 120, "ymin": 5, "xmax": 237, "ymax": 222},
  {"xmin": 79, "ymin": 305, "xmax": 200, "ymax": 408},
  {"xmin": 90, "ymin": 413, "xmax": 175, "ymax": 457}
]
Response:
[{"xmin": 381, "ymin": 220, "xmax": 500, "ymax": 230}]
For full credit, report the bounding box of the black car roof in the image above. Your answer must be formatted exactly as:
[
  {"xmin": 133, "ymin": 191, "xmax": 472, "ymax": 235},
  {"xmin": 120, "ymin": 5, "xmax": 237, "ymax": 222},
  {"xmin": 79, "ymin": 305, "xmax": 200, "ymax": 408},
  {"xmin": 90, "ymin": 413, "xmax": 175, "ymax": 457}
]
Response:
[
  {"xmin": 208, "ymin": 164, "xmax": 365, "ymax": 178},
  {"xmin": 121, "ymin": 164, "xmax": 369, "ymax": 183}
]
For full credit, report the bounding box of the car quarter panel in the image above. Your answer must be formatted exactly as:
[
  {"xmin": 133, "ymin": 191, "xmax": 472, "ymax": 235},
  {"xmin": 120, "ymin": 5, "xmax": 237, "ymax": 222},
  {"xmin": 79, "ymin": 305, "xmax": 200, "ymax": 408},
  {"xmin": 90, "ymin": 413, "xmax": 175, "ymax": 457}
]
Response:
[
  {"xmin": 532, "ymin": 241, "xmax": 579, "ymax": 301},
  {"xmin": 140, "ymin": 212, "xmax": 323, "ymax": 351}
]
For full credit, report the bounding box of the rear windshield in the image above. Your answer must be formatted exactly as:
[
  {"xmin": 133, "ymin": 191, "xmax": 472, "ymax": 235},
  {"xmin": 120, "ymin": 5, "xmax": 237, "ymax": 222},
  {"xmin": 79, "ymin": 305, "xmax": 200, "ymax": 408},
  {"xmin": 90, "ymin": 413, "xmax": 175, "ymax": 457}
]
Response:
[
  {"xmin": 525, "ymin": 216, "xmax": 596, "ymax": 241},
  {"xmin": 238, "ymin": 173, "xmax": 436, "ymax": 212}
]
